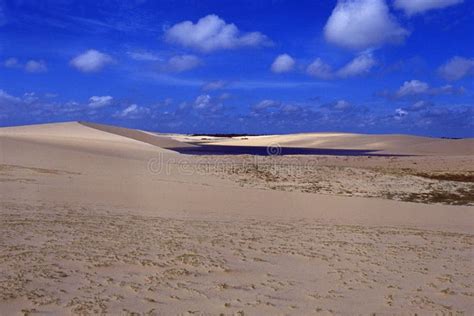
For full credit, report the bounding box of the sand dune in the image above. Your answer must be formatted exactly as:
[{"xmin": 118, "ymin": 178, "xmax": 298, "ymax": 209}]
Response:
[
  {"xmin": 5, "ymin": 121, "xmax": 471, "ymax": 157},
  {"xmin": 0, "ymin": 122, "xmax": 473, "ymax": 314},
  {"xmin": 0, "ymin": 122, "xmax": 179, "ymax": 168},
  {"xmin": 205, "ymin": 133, "xmax": 474, "ymax": 156}
]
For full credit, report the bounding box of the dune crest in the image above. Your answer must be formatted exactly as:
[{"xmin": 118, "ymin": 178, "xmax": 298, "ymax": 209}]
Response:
[{"xmin": 78, "ymin": 121, "xmax": 197, "ymax": 150}]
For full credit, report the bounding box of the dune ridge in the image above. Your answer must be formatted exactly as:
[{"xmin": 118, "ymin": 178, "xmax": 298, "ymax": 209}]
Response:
[
  {"xmin": 0, "ymin": 122, "xmax": 178, "ymax": 167},
  {"xmin": 79, "ymin": 121, "xmax": 197, "ymax": 149}
]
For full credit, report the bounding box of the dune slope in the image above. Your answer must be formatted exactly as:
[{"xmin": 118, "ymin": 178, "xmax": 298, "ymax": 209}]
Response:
[{"xmin": 79, "ymin": 121, "xmax": 197, "ymax": 150}]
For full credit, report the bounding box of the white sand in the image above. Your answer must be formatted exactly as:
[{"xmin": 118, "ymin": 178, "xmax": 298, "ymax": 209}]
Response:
[{"xmin": 0, "ymin": 122, "xmax": 473, "ymax": 315}]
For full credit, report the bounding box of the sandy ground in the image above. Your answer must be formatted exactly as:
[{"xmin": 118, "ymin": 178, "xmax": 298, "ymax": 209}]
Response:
[
  {"xmin": 185, "ymin": 155, "xmax": 474, "ymax": 205},
  {"xmin": 0, "ymin": 122, "xmax": 473, "ymax": 315}
]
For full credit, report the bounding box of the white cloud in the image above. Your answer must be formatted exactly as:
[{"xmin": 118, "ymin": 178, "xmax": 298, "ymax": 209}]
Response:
[
  {"xmin": 193, "ymin": 94, "xmax": 223, "ymax": 111},
  {"xmin": 70, "ymin": 50, "xmax": 113, "ymax": 72},
  {"xmin": 436, "ymin": 84, "xmax": 465, "ymax": 95},
  {"xmin": 306, "ymin": 53, "xmax": 376, "ymax": 79},
  {"xmin": 306, "ymin": 58, "xmax": 333, "ymax": 79},
  {"xmin": 324, "ymin": 0, "xmax": 408, "ymax": 50},
  {"xmin": 396, "ymin": 80, "xmax": 430, "ymax": 97},
  {"xmin": 23, "ymin": 92, "xmax": 39, "ymax": 104},
  {"xmin": 409, "ymin": 100, "xmax": 432, "ymax": 111},
  {"xmin": 253, "ymin": 99, "xmax": 281, "ymax": 111},
  {"xmin": 120, "ymin": 104, "xmax": 138, "ymax": 116},
  {"xmin": 390, "ymin": 80, "xmax": 464, "ymax": 98},
  {"xmin": 334, "ymin": 100, "xmax": 352, "ymax": 110},
  {"xmin": 3, "ymin": 58, "xmax": 20, "ymax": 68},
  {"xmin": 394, "ymin": 0, "xmax": 463, "ymax": 15},
  {"xmin": 88, "ymin": 96, "xmax": 113, "ymax": 108},
  {"xmin": 395, "ymin": 108, "xmax": 408, "ymax": 119},
  {"xmin": 3, "ymin": 58, "xmax": 47, "ymax": 73},
  {"xmin": 165, "ymin": 14, "xmax": 271, "ymax": 52},
  {"xmin": 115, "ymin": 104, "xmax": 149, "ymax": 118},
  {"xmin": 167, "ymin": 54, "xmax": 201, "ymax": 72},
  {"xmin": 337, "ymin": 53, "xmax": 376, "ymax": 77},
  {"xmin": 24, "ymin": 60, "xmax": 47, "ymax": 73},
  {"xmin": 202, "ymin": 80, "xmax": 228, "ymax": 91},
  {"xmin": 438, "ymin": 56, "xmax": 474, "ymax": 81},
  {"xmin": 0, "ymin": 89, "xmax": 21, "ymax": 104},
  {"xmin": 321, "ymin": 99, "xmax": 353, "ymax": 112},
  {"xmin": 271, "ymin": 54, "xmax": 295, "ymax": 73},
  {"xmin": 194, "ymin": 94, "xmax": 212, "ymax": 109}
]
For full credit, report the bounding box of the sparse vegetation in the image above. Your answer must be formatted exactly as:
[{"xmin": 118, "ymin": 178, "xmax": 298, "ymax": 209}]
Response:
[
  {"xmin": 189, "ymin": 157, "xmax": 474, "ymax": 206},
  {"xmin": 414, "ymin": 172, "xmax": 474, "ymax": 183}
]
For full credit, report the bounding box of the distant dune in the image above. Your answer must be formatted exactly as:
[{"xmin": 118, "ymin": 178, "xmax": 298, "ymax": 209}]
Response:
[
  {"xmin": 1, "ymin": 122, "xmax": 473, "ymax": 157},
  {"xmin": 206, "ymin": 132, "xmax": 474, "ymax": 156}
]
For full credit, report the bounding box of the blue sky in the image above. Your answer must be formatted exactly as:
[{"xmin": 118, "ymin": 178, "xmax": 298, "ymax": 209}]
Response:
[{"xmin": 0, "ymin": 0, "xmax": 473, "ymax": 137}]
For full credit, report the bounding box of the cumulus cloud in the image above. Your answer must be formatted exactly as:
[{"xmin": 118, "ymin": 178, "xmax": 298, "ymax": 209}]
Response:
[
  {"xmin": 394, "ymin": 0, "xmax": 463, "ymax": 15},
  {"xmin": 391, "ymin": 101, "xmax": 434, "ymax": 121},
  {"xmin": 306, "ymin": 53, "xmax": 376, "ymax": 79},
  {"xmin": 3, "ymin": 58, "xmax": 47, "ymax": 73},
  {"xmin": 253, "ymin": 99, "xmax": 281, "ymax": 111},
  {"xmin": 3, "ymin": 58, "xmax": 20, "ymax": 68},
  {"xmin": 306, "ymin": 58, "xmax": 334, "ymax": 79},
  {"xmin": 321, "ymin": 100, "xmax": 354, "ymax": 112},
  {"xmin": 0, "ymin": 89, "xmax": 21, "ymax": 104},
  {"xmin": 337, "ymin": 53, "xmax": 376, "ymax": 77},
  {"xmin": 202, "ymin": 80, "xmax": 228, "ymax": 91},
  {"xmin": 406, "ymin": 100, "xmax": 433, "ymax": 112},
  {"xmin": 397, "ymin": 79, "xmax": 430, "ymax": 97},
  {"xmin": 194, "ymin": 94, "xmax": 213, "ymax": 110},
  {"xmin": 0, "ymin": 89, "xmax": 85, "ymax": 120},
  {"xmin": 380, "ymin": 79, "xmax": 465, "ymax": 99},
  {"xmin": 193, "ymin": 94, "xmax": 223, "ymax": 112},
  {"xmin": 333, "ymin": 100, "xmax": 352, "ymax": 110},
  {"xmin": 165, "ymin": 14, "xmax": 271, "ymax": 52},
  {"xmin": 438, "ymin": 56, "xmax": 474, "ymax": 81},
  {"xmin": 271, "ymin": 54, "xmax": 295, "ymax": 73},
  {"xmin": 435, "ymin": 84, "xmax": 466, "ymax": 95},
  {"xmin": 394, "ymin": 108, "xmax": 409, "ymax": 119},
  {"xmin": 167, "ymin": 54, "xmax": 201, "ymax": 72},
  {"xmin": 324, "ymin": 0, "xmax": 408, "ymax": 50},
  {"xmin": 70, "ymin": 50, "xmax": 114, "ymax": 72},
  {"xmin": 397, "ymin": 80, "xmax": 466, "ymax": 97},
  {"xmin": 88, "ymin": 96, "xmax": 113, "ymax": 108},
  {"xmin": 23, "ymin": 92, "xmax": 39, "ymax": 104},
  {"xmin": 24, "ymin": 60, "xmax": 47, "ymax": 73},
  {"xmin": 115, "ymin": 104, "xmax": 149, "ymax": 118}
]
